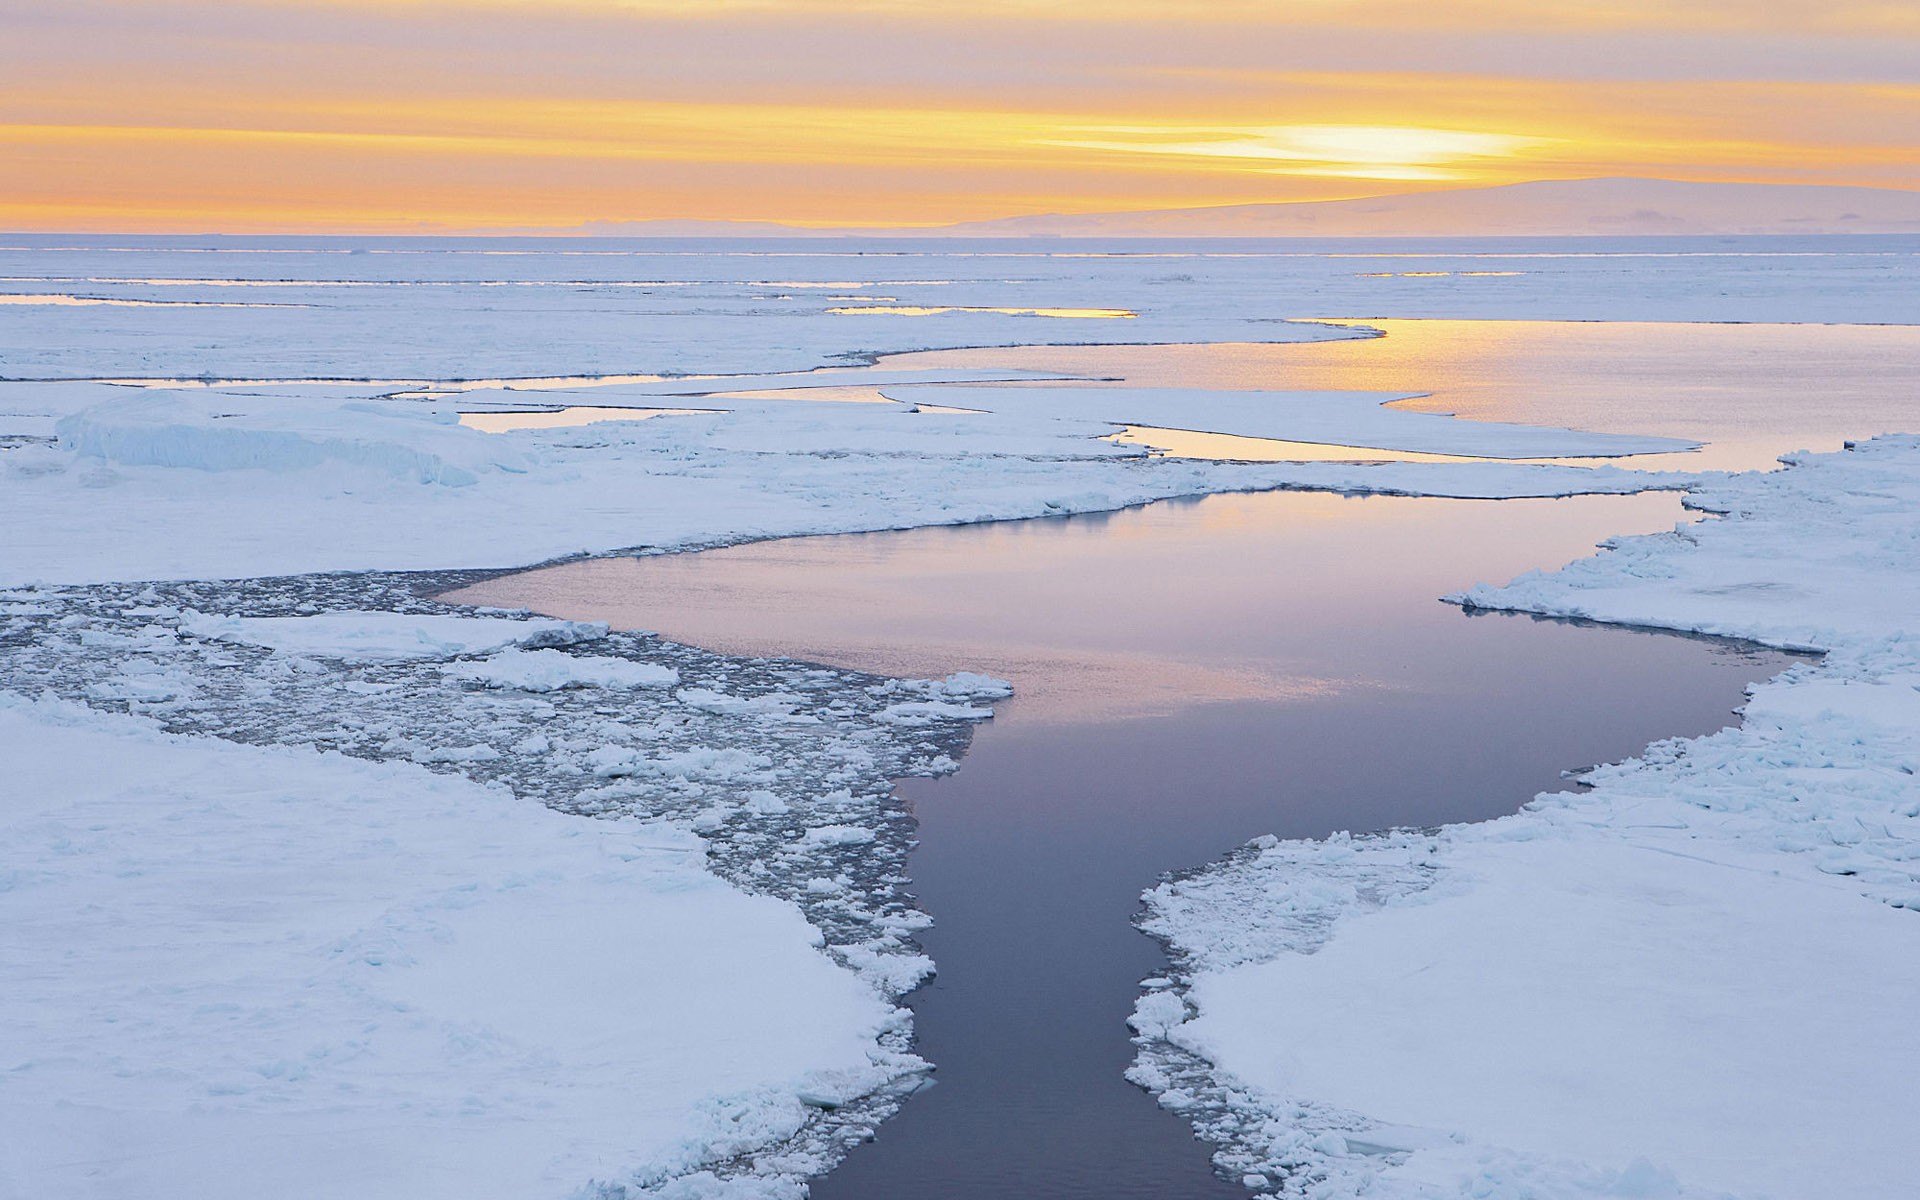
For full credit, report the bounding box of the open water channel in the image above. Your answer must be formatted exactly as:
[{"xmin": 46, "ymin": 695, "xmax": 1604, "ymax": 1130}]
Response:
[
  {"xmin": 454, "ymin": 486, "xmax": 1793, "ymax": 1198},
  {"xmin": 442, "ymin": 320, "xmax": 1920, "ymax": 1196}
]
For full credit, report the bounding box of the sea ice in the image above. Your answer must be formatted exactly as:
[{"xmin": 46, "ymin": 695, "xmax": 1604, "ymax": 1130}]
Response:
[
  {"xmin": 0, "ymin": 573, "xmax": 997, "ymax": 1198},
  {"xmin": 1133, "ymin": 435, "xmax": 1920, "ymax": 1199},
  {"xmin": 881, "ymin": 386, "xmax": 1699, "ymax": 460},
  {"xmin": 178, "ymin": 610, "xmax": 606, "ymax": 662},
  {"xmin": 440, "ymin": 645, "xmax": 681, "ymax": 690},
  {"xmin": 0, "ymin": 694, "xmax": 911, "ymax": 1200},
  {"xmin": 2, "ymin": 380, "xmax": 1692, "ymax": 586},
  {"xmin": 5, "ymin": 239, "xmax": 1916, "ymax": 1200}
]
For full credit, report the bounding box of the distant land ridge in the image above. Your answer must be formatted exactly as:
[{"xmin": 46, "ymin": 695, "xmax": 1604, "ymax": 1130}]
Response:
[{"xmin": 576, "ymin": 178, "xmax": 1920, "ymax": 238}]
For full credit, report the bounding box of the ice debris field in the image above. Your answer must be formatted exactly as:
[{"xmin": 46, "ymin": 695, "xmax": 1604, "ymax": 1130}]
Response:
[{"xmin": 2, "ymin": 236, "xmax": 1918, "ymax": 1200}]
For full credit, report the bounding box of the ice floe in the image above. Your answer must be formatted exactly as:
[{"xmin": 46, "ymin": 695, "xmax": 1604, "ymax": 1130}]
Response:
[
  {"xmin": 178, "ymin": 610, "xmax": 605, "ymax": 662},
  {"xmin": 441, "ymin": 645, "xmax": 681, "ymax": 691},
  {"xmin": 0, "ymin": 693, "xmax": 910, "ymax": 1200},
  {"xmin": 2, "ymin": 381, "xmax": 1693, "ymax": 586},
  {"xmin": 0, "ymin": 574, "xmax": 996, "ymax": 1198},
  {"xmin": 1132, "ymin": 435, "xmax": 1920, "ymax": 1199},
  {"xmin": 882, "ymin": 386, "xmax": 1699, "ymax": 460}
]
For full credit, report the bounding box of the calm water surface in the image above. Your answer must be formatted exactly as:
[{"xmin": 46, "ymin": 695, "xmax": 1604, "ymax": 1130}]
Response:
[
  {"xmin": 885, "ymin": 321, "xmax": 1920, "ymax": 472},
  {"xmin": 451, "ymin": 320, "xmax": 1920, "ymax": 472},
  {"xmin": 451, "ymin": 489, "xmax": 1795, "ymax": 1200}
]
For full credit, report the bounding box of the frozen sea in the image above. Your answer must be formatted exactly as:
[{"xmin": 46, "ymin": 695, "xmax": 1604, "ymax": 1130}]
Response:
[{"xmin": 3, "ymin": 234, "xmax": 1918, "ymax": 1200}]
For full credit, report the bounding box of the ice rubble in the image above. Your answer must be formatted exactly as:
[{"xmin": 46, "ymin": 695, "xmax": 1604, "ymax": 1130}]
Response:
[
  {"xmin": 442, "ymin": 645, "xmax": 681, "ymax": 691},
  {"xmin": 0, "ymin": 577, "xmax": 1012, "ymax": 1198},
  {"xmin": 180, "ymin": 610, "xmax": 603, "ymax": 661},
  {"xmin": 1131, "ymin": 435, "xmax": 1920, "ymax": 1200}
]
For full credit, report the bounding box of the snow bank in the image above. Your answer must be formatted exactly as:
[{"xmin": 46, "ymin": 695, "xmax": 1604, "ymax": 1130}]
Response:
[
  {"xmin": 0, "ymin": 694, "xmax": 913, "ymax": 1200},
  {"xmin": 1135, "ymin": 436, "xmax": 1920, "ymax": 1200},
  {"xmin": 178, "ymin": 610, "xmax": 607, "ymax": 662}
]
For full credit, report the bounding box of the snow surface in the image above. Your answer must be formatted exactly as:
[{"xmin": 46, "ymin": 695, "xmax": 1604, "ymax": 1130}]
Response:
[
  {"xmin": 0, "ymin": 693, "xmax": 910, "ymax": 1200},
  {"xmin": 1133, "ymin": 435, "xmax": 1920, "ymax": 1199},
  {"xmin": 882, "ymin": 386, "xmax": 1699, "ymax": 459},
  {"xmin": 1, "ymin": 584, "xmax": 1005, "ymax": 1198},
  {"xmin": 4, "ymin": 236, "xmax": 1918, "ymax": 380},
  {"xmin": 5, "ymin": 239, "xmax": 1917, "ymax": 1200},
  {"xmin": 1, "ymin": 381, "xmax": 1693, "ymax": 586}
]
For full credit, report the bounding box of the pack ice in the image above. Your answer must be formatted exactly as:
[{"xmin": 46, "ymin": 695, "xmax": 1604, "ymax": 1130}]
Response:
[{"xmin": 3, "ymin": 239, "xmax": 1916, "ymax": 1200}]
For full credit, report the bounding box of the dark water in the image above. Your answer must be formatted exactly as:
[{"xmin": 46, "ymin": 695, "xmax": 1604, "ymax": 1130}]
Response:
[{"xmin": 451, "ymin": 489, "xmax": 1795, "ymax": 1199}]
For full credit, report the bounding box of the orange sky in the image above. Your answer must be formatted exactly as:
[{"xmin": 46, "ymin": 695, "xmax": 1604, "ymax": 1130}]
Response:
[{"xmin": 2, "ymin": 0, "xmax": 1917, "ymax": 232}]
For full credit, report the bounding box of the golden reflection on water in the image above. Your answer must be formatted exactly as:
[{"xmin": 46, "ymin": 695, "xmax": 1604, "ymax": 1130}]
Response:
[
  {"xmin": 1106, "ymin": 426, "xmax": 1583, "ymax": 465},
  {"xmin": 881, "ymin": 321, "xmax": 1920, "ymax": 473}
]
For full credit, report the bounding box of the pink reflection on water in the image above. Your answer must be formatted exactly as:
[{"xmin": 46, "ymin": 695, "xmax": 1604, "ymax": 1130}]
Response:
[
  {"xmin": 881, "ymin": 322, "xmax": 1920, "ymax": 472},
  {"xmin": 445, "ymin": 489, "xmax": 1699, "ymax": 724}
]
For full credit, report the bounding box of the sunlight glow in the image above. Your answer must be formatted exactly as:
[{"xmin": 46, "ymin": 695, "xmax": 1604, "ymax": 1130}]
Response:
[
  {"xmin": 1044, "ymin": 125, "xmax": 1553, "ymax": 180},
  {"xmin": 1, "ymin": 1, "xmax": 1914, "ymax": 230}
]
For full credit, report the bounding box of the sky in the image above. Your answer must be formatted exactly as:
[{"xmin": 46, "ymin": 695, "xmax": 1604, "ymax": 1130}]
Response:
[{"xmin": 3, "ymin": 0, "xmax": 1918, "ymax": 232}]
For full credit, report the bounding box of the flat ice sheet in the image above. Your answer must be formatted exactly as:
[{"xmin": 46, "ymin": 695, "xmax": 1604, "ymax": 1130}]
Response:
[
  {"xmin": 1138, "ymin": 436, "xmax": 1920, "ymax": 1199},
  {"xmin": 1183, "ymin": 834, "xmax": 1920, "ymax": 1199},
  {"xmin": 443, "ymin": 367, "xmax": 1083, "ymax": 408},
  {"xmin": 0, "ymin": 386, "xmax": 1686, "ymax": 586},
  {"xmin": 0, "ymin": 695, "xmax": 901, "ymax": 1200},
  {"xmin": 4, "ymin": 235, "xmax": 1919, "ymax": 379},
  {"xmin": 884, "ymin": 385, "xmax": 1697, "ymax": 459}
]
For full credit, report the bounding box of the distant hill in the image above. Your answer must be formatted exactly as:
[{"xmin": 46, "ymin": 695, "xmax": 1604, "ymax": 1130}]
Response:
[{"xmin": 578, "ymin": 179, "xmax": 1920, "ymax": 238}]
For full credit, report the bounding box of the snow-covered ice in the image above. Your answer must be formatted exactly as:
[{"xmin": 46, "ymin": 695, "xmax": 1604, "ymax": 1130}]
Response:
[
  {"xmin": 0, "ymin": 574, "xmax": 1010, "ymax": 1197},
  {"xmin": 881, "ymin": 386, "xmax": 1699, "ymax": 459},
  {"xmin": 4, "ymin": 236, "xmax": 1918, "ymax": 379},
  {"xmin": 0, "ymin": 693, "xmax": 912, "ymax": 1200},
  {"xmin": 0, "ymin": 381, "xmax": 1694, "ymax": 586},
  {"xmin": 1132, "ymin": 435, "xmax": 1920, "ymax": 1199},
  {"xmin": 5, "ymin": 236, "xmax": 1918, "ymax": 1199},
  {"xmin": 441, "ymin": 645, "xmax": 681, "ymax": 691},
  {"xmin": 179, "ymin": 610, "xmax": 605, "ymax": 662}
]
